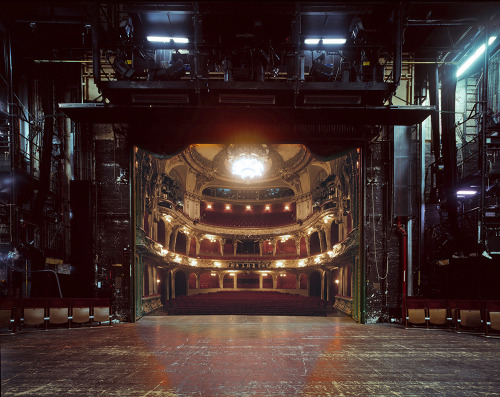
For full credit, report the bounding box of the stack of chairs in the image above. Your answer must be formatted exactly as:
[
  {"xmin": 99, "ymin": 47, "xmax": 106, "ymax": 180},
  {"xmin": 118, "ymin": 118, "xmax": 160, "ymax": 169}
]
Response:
[
  {"xmin": 169, "ymin": 291, "xmax": 326, "ymax": 316},
  {"xmin": 0, "ymin": 298, "xmax": 112, "ymax": 333},
  {"xmin": 405, "ymin": 297, "xmax": 500, "ymax": 337}
]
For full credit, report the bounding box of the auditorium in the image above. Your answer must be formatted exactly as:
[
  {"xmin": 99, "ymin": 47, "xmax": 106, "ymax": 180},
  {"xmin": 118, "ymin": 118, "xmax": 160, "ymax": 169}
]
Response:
[{"xmin": 1, "ymin": 1, "xmax": 500, "ymax": 395}]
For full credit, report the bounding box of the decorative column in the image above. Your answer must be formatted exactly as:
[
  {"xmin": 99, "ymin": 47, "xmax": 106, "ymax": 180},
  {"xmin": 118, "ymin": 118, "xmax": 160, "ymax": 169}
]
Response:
[
  {"xmin": 196, "ymin": 273, "xmax": 200, "ymax": 289},
  {"xmin": 318, "ymin": 229, "xmax": 325, "ymax": 253},
  {"xmin": 272, "ymin": 274, "xmax": 277, "ymax": 289},
  {"xmin": 165, "ymin": 228, "xmax": 173, "ymax": 250},
  {"xmin": 171, "ymin": 228, "xmax": 179, "ymax": 251},
  {"xmin": 306, "ymin": 235, "xmax": 311, "ymax": 256},
  {"xmin": 272, "ymin": 239, "xmax": 277, "ymax": 256},
  {"xmin": 219, "ymin": 238, "xmax": 224, "ymax": 256},
  {"xmin": 233, "ymin": 239, "xmax": 238, "ymax": 256},
  {"xmin": 218, "ymin": 273, "xmax": 223, "ymax": 289},
  {"xmin": 296, "ymin": 273, "xmax": 300, "ymax": 289},
  {"xmin": 171, "ymin": 269, "xmax": 176, "ymax": 299},
  {"xmin": 320, "ymin": 271, "xmax": 325, "ymax": 300},
  {"xmin": 195, "ymin": 236, "xmax": 201, "ymax": 255},
  {"xmin": 233, "ymin": 273, "xmax": 237, "ymax": 289},
  {"xmin": 259, "ymin": 240, "xmax": 263, "ymax": 256},
  {"xmin": 294, "ymin": 236, "xmax": 300, "ymax": 255},
  {"xmin": 259, "ymin": 274, "xmax": 263, "ymax": 289}
]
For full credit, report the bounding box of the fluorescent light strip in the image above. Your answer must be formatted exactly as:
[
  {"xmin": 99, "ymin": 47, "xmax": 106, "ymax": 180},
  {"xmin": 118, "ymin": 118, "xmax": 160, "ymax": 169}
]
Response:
[
  {"xmin": 147, "ymin": 36, "xmax": 189, "ymax": 44},
  {"xmin": 304, "ymin": 38, "xmax": 346, "ymax": 45},
  {"xmin": 456, "ymin": 36, "xmax": 497, "ymax": 77},
  {"xmin": 456, "ymin": 190, "xmax": 477, "ymax": 196}
]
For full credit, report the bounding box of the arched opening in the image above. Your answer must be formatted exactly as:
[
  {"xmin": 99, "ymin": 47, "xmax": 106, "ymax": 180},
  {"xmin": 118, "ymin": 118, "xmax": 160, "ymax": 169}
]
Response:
[
  {"xmin": 299, "ymin": 273, "xmax": 307, "ymax": 289},
  {"xmin": 223, "ymin": 240, "xmax": 234, "ymax": 255},
  {"xmin": 236, "ymin": 272, "xmax": 259, "ymax": 289},
  {"xmin": 157, "ymin": 220, "xmax": 165, "ymax": 245},
  {"xmin": 199, "ymin": 271, "xmax": 219, "ymax": 289},
  {"xmin": 223, "ymin": 273, "xmax": 234, "ymax": 288},
  {"xmin": 143, "ymin": 213, "xmax": 149, "ymax": 236},
  {"xmin": 188, "ymin": 273, "xmax": 197, "ymax": 290},
  {"xmin": 331, "ymin": 222, "xmax": 339, "ymax": 246},
  {"xmin": 174, "ymin": 271, "xmax": 187, "ymax": 297},
  {"xmin": 262, "ymin": 240, "xmax": 273, "ymax": 255},
  {"xmin": 175, "ymin": 232, "xmax": 187, "ymax": 254},
  {"xmin": 276, "ymin": 239, "xmax": 296, "ymax": 255},
  {"xmin": 310, "ymin": 232, "xmax": 321, "ymax": 255},
  {"xmin": 262, "ymin": 273, "xmax": 273, "ymax": 288},
  {"xmin": 309, "ymin": 271, "xmax": 321, "ymax": 297},
  {"xmin": 277, "ymin": 272, "xmax": 296, "ymax": 289},
  {"xmin": 189, "ymin": 237, "xmax": 197, "ymax": 255},
  {"xmin": 200, "ymin": 239, "xmax": 220, "ymax": 255},
  {"xmin": 300, "ymin": 237, "xmax": 307, "ymax": 257}
]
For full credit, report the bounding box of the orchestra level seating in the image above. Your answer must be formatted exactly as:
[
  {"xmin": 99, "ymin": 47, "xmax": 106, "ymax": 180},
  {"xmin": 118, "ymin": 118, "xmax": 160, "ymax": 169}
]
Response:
[{"xmin": 168, "ymin": 291, "xmax": 326, "ymax": 316}]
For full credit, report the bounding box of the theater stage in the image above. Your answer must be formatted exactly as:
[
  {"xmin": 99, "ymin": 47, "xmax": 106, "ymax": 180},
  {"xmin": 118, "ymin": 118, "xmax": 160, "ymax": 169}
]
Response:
[{"xmin": 2, "ymin": 315, "xmax": 500, "ymax": 396}]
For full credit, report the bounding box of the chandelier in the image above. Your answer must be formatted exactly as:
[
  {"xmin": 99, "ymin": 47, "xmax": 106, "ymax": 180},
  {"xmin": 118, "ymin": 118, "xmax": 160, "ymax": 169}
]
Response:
[{"xmin": 227, "ymin": 144, "xmax": 269, "ymax": 180}]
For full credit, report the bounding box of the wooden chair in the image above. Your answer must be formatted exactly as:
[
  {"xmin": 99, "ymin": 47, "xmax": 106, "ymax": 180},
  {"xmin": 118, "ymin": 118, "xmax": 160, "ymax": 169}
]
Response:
[
  {"xmin": 48, "ymin": 298, "xmax": 70, "ymax": 328},
  {"xmin": 70, "ymin": 298, "xmax": 91, "ymax": 327},
  {"xmin": 455, "ymin": 300, "xmax": 483, "ymax": 334},
  {"xmin": 91, "ymin": 298, "xmax": 111, "ymax": 326},
  {"xmin": 22, "ymin": 298, "xmax": 47, "ymax": 329},
  {"xmin": 483, "ymin": 300, "xmax": 500, "ymax": 337},
  {"xmin": 405, "ymin": 298, "xmax": 427, "ymax": 328},
  {"xmin": 426, "ymin": 299, "xmax": 448, "ymax": 329}
]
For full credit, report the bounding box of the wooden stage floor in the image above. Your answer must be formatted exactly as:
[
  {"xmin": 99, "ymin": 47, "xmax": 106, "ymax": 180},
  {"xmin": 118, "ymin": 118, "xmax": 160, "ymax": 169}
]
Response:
[{"xmin": 2, "ymin": 315, "xmax": 500, "ymax": 396}]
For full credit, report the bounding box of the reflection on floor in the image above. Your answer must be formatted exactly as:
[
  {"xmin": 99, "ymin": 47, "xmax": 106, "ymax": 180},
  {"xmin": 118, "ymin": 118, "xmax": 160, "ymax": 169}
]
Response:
[{"xmin": 2, "ymin": 315, "xmax": 500, "ymax": 396}]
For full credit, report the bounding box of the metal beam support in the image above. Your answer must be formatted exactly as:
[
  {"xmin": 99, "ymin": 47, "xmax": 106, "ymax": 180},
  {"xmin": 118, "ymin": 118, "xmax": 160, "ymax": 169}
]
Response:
[
  {"xmin": 440, "ymin": 64, "xmax": 459, "ymax": 247},
  {"xmin": 393, "ymin": 4, "xmax": 403, "ymax": 88},
  {"xmin": 480, "ymin": 27, "xmax": 489, "ymax": 250},
  {"xmin": 91, "ymin": 3, "xmax": 101, "ymax": 89}
]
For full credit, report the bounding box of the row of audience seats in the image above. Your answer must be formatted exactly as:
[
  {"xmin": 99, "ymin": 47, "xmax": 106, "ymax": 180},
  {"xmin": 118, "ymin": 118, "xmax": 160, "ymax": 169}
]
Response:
[
  {"xmin": 201, "ymin": 212, "xmax": 296, "ymax": 227},
  {"xmin": 0, "ymin": 298, "xmax": 112, "ymax": 333},
  {"xmin": 169, "ymin": 291, "xmax": 326, "ymax": 316},
  {"xmin": 405, "ymin": 298, "xmax": 500, "ymax": 336}
]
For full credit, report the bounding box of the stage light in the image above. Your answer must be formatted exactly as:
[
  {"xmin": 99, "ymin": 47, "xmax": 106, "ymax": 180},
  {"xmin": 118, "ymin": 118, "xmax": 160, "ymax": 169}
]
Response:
[
  {"xmin": 456, "ymin": 36, "xmax": 497, "ymax": 77},
  {"xmin": 147, "ymin": 36, "xmax": 189, "ymax": 44},
  {"xmin": 304, "ymin": 38, "xmax": 346, "ymax": 45}
]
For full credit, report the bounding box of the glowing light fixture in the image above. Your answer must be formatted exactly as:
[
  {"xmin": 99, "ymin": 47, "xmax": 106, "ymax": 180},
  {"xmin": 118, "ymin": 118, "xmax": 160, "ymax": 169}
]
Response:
[
  {"xmin": 335, "ymin": 279, "xmax": 340, "ymax": 284},
  {"xmin": 231, "ymin": 156, "xmax": 265, "ymax": 179},
  {"xmin": 230, "ymin": 272, "xmax": 236, "ymax": 276},
  {"xmin": 157, "ymin": 279, "xmax": 161, "ymax": 283},
  {"xmin": 147, "ymin": 36, "xmax": 189, "ymax": 44},
  {"xmin": 246, "ymin": 205, "xmax": 251, "ymax": 210},
  {"xmin": 214, "ymin": 261, "xmax": 221, "ymax": 268},
  {"xmin": 228, "ymin": 144, "xmax": 269, "ymax": 180},
  {"xmin": 226, "ymin": 204, "xmax": 231, "ymax": 210},
  {"xmin": 276, "ymin": 262, "xmax": 284, "ymax": 268},
  {"xmin": 304, "ymin": 38, "xmax": 346, "ymax": 45},
  {"xmin": 298, "ymin": 260, "xmax": 306, "ymax": 267},
  {"xmin": 262, "ymin": 273, "xmax": 268, "ymax": 276},
  {"xmin": 265, "ymin": 205, "xmax": 270, "ymax": 210},
  {"xmin": 456, "ymin": 36, "xmax": 497, "ymax": 77},
  {"xmin": 457, "ymin": 190, "xmax": 477, "ymax": 196},
  {"xmin": 284, "ymin": 205, "xmax": 290, "ymax": 210},
  {"xmin": 207, "ymin": 204, "xmax": 212, "ymax": 209}
]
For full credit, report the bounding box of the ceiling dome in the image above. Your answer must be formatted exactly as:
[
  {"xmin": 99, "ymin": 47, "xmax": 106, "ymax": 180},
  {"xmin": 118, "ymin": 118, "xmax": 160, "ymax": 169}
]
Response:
[{"xmin": 182, "ymin": 144, "xmax": 313, "ymax": 190}]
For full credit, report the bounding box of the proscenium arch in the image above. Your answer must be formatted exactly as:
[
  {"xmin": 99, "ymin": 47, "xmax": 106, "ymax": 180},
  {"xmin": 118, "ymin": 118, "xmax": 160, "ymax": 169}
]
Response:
[{"xmin": 132, "ymin": 138, "xmax": 364, "ymax": 321}]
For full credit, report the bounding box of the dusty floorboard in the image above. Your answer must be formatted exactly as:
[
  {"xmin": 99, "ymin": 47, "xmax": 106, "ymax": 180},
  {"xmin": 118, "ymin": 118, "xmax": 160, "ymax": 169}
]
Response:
[{"xmin": 2, "ymin": 315, "xmax": 500, "ymax": 396}]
